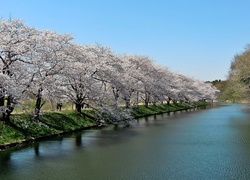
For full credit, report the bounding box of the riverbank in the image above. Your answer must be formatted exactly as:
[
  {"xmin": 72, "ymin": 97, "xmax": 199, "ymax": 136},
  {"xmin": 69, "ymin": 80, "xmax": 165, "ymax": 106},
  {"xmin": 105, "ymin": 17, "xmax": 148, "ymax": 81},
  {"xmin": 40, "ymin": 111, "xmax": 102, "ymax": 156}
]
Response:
[{"xmin": 0, "ymin": 102, "xmax": 208, "ymax": 150}]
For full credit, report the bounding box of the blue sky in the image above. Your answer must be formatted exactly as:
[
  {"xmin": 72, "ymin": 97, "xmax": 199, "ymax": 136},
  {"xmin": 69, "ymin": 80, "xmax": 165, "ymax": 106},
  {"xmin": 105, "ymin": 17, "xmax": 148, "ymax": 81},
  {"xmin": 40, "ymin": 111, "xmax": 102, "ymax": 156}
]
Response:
[{"xmin": 1, "ymin": 0, "xmax": 250, "ymax": 81}]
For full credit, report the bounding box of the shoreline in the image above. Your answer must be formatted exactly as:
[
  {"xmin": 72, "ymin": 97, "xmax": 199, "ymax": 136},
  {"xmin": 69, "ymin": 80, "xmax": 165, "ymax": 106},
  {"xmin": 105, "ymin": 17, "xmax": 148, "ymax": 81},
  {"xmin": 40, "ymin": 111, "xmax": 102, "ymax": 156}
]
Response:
[{"xmin": 0, "ymin": 102, "xmax": 208, "ymax": 151}]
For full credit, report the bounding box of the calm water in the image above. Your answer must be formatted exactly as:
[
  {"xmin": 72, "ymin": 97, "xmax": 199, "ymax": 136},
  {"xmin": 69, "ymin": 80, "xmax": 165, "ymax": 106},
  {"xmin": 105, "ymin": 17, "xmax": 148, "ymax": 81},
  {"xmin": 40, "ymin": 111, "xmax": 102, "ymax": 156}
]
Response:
[{"xmin": 1, "ymin": 103, "xmax": 250, "ymax": 180}]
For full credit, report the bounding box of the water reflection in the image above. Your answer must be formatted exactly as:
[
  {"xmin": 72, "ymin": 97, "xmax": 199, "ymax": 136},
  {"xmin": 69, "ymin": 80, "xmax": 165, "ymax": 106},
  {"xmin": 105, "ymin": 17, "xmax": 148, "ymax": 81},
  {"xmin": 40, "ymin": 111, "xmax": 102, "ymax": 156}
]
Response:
[
  {"xmin": 0, "ymin": 151, "xmax": 12, "ymax": 175},
  {"xmin": 34, "ymin": 143, "xmax": 39, "ymax": 156},
  {"xmin": 75, "ymin": 133, "xmax": 82, "ymax": 147}
]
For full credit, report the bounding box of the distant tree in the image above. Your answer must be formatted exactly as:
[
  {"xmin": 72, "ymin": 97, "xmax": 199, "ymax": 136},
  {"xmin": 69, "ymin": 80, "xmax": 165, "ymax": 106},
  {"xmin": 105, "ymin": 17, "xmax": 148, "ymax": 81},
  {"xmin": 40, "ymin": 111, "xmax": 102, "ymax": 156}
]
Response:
[
  {"xmin": 119, "ymin": 54, "xmax": 150, "ymax": 108},
  {"xmin": 222, "ymin": 44, "xmax": 250, "ymax": 102}
]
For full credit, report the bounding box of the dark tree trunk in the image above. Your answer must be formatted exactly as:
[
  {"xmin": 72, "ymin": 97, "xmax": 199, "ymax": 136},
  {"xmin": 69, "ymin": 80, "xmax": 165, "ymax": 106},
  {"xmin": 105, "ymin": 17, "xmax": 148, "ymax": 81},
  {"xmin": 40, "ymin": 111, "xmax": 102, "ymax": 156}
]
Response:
[
  {"xmin": 0, "ymin": 55, "xmax": 19, "ymax": 123},
  {"xmin": 135, "ymin": 91, "xmax": 139, "ymax": 106},
  {"xmin": 50, "ymin": 100, "xmax": 55, "ymax": 111},
  {"xmin": 144, "ymin": 93, "xmax": 150, "ymax": 107},
  {"xmin": 0, "ymin": 95, "xmax": 4, "ymax": 107},
  {"xmin": 75, "ymin": 103, "xmax": 82, "ymax": 113},
  {"xmin": 33, "ymin": 88, "xmax": 44, "ymax": 120},
  {"xmin": 0, "ymin": 95, "xmax": 27, "ymax": 136},
  {"xmin": 6, "ymin": 95, "xmax": 14, "ymax": 111},
  {"xmin": 1, "ymin": 94, "xmax": 14, "ymax": 123},
  {"xmin": 0, "ymin": 92, "xmax": 5, "ymax": 121},
  {"xmin": 167, "ymin": 97, "xmax": 172, "ymax": 105},
  {"xmin": 112, "ymin": 87, "xmax": 119, "ymax": 108},
  {"xmin": 125, "ymin": 99, "xmax": 130, "ymax": 109},
  {"xmin": 5, "ymin": 95, "xmax": 14, "ymax": 121},
  {"xmin": 75, "ymin": 93, "xmax": 85, "ymax": 113}
]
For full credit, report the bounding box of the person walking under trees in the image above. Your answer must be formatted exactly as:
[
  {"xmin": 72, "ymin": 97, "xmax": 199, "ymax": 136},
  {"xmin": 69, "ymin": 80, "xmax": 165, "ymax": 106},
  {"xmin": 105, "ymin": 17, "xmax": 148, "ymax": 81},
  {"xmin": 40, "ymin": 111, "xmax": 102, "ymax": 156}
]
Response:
[{"xmin": 56, "ymin": 102, "xmax": 62, "ymax": 111}]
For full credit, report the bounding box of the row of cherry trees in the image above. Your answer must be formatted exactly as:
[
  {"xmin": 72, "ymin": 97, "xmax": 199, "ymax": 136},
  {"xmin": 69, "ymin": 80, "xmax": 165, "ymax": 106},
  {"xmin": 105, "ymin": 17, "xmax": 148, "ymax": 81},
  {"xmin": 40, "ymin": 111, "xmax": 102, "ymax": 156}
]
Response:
[{"xmin": 0, "ymin": 18, "xmax": 219, "ymax": 124}]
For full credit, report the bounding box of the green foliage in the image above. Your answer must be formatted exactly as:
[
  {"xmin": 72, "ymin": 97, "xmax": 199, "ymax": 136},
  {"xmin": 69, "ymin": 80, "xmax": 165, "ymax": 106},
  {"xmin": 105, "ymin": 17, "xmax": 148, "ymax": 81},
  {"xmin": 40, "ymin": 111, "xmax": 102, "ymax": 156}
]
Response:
[{"xmin": 222, "ymin": 44, "xmax": 250, "ymax": 102}]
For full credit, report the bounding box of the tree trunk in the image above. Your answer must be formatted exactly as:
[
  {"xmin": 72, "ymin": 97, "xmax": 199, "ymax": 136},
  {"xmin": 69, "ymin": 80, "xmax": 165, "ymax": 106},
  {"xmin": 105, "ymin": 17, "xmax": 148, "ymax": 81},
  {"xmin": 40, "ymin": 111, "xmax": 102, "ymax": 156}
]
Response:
[
  {"xmin": 33, "ymin": 88, "xmax": 43, "ymax": 120},
  {"xmin": 136, "ymin": 91, "xmax": 139, "ymax": 106},
  {"xmin": 167, "ymin": 97, "xmax": 172, "ymax": 105},
  {"xmin": 75, "ymin": 94, "xmax": 84, "ymax": 113},
  {"xmin": 75, "ymin": 103, "xmax": 82, "ymax": 113},
  {"xmin": 144, "ymin": 96, "xmax": 149, "ymax": 107},
  {"xmin": 144, "ymin": 92, "xmax": 150, "ymax": 107},
  {"xmin": 113, "ymin": 93, "xmax": 119, "ymax": 109},
  {"xmin": 6, "ymin": 95, "xmax": 14, "ymax": 121},
  {"xmin": 50, "ymin": 100, "xmax": 55, "ymax": 111},
  {"xmin": 112, "ymin": 87, "xmax": 119, "ymax": 108},
  {"xmin": 0, "ymin": 94, "xmax": 4, "ymax": 106},
  {"xmin": 125, "ymin": 98, "xmax": 130, "ymax": 109},
  {"xmin": 0, "ymin": 94, "xmax": 14, "ymax": 123},
  {"xmin": 0, "ymin": 94, "xmax": 4, "ymax": 121},
  {"xmin": 1, "ymin": 61, "xmax": 13, "ymax": 122}
]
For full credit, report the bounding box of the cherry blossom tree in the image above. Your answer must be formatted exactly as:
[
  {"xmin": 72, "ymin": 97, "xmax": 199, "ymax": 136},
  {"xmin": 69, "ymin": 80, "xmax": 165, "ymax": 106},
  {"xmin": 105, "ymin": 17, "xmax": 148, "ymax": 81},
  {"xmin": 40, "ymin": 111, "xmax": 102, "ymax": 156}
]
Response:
[
  {"xmin": 62, "ymin": 44, "xmax": 125, "ymax": 112},
  {"xmin": 25, "ymin": 30, "xmax": 72, "ymax": 120},
  {"xmin": 0, "ymin": 18, "xmax": 38, "ymax": 122},
  {"xmin": 116, "ymin": 54, "xmax": 144, "ymax": 108},
  {"xmin": 61, "ymin": 44, "xmax": 102, "ymax": 113},
  {"xmin": 0, "ymin": 18, "xmax": 220, "ymax": 126}
]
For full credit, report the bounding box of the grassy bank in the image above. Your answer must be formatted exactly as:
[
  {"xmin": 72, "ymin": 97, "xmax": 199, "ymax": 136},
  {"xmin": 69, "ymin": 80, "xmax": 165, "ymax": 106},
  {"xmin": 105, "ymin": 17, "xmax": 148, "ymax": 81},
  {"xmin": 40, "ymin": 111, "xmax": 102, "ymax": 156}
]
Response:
[
  {"xmin": 0, "ymin": 102, "xmax": 208, "ymax": 149},
  {"xmin": 131, "ymin": 102, "xmax": 203, "ymax": 117}
]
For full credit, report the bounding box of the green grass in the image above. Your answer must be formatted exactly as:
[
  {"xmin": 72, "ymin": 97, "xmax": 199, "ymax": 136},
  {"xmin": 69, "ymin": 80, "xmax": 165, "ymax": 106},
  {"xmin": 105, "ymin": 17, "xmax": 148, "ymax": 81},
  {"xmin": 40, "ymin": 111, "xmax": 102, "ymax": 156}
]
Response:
[
  {"xmin": 0, "ymin": 121, "xmax": 25, "ymax": 144},
  {"xmin": 11, "ymin": 114, "xmax": 59, "ymax": 137},
  {"xmin": 131, "ymin": 103, "xmax": 197, "ymax": 117},
  {"xmin": 0, "ymin": 110, "xmax": 95, "ymax": 145},
  {"xmin": 39, "ymin": 110, "xmax": 94, "ymax": 131},
  {"xmin": 0, "ymin": 101, "xmax": 209, "ymax": 146}
]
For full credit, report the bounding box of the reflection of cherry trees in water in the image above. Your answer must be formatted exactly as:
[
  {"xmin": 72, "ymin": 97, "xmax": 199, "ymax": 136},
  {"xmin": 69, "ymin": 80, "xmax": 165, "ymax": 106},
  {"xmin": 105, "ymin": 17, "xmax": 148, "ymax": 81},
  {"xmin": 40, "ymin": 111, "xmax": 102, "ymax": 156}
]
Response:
[
  {"xmin": 0, "ymin": 18, "xmax": 219, "ymax": 125},
  {"xmin": 0, "ymin": 151, "xmax": 12, "ymax": 175}
]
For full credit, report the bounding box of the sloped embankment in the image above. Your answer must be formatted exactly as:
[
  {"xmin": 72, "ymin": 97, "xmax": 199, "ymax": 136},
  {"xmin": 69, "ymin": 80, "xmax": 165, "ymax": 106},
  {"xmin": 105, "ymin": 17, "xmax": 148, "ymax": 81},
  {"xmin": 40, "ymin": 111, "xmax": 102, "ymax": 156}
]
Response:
[{"xmin": 0, "ymin": 102, "xmax": 208, "ymax": 150}]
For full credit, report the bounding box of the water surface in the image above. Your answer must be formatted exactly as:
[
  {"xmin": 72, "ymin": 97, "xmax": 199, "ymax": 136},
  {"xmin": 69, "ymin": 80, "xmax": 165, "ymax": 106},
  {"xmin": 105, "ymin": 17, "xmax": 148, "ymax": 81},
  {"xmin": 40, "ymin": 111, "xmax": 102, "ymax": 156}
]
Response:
[{"xmin": 1, "ymin": 103, "xmax": 250, "ymax": 179}]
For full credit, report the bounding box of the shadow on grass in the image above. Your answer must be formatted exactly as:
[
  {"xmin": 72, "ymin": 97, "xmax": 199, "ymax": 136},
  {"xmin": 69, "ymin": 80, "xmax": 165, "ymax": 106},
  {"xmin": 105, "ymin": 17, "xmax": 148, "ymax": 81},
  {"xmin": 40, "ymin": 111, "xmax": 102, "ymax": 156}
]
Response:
[{"xmin": 40, "ymin": 111, "xmax": 94, "ymax": 131}]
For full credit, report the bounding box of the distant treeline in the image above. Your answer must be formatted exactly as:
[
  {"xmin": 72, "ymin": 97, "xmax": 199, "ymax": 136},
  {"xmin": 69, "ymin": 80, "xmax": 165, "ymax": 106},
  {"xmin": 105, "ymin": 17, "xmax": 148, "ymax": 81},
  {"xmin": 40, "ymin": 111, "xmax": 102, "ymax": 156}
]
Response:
[{"xmin": 216, "ymin": 45, "xmax": 250, "ymax": 102}]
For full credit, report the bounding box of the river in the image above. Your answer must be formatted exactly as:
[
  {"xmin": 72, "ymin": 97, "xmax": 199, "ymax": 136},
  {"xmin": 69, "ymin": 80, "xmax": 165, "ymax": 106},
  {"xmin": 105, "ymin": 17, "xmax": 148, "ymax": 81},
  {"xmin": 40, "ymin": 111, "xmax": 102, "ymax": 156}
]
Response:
[{"xmin": 1, "ymin": 102, "xmax": 250, "ymax": 180}]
